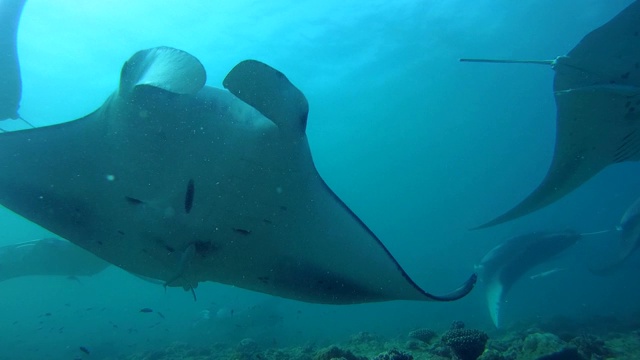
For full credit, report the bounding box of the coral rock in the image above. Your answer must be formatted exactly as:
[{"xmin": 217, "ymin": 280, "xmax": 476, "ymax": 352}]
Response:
[
  {"xmin": 408, "ymin": 328, "xmax": 437, "ymax": 343},
  {"xmin": 372, "ymin": 349, "xmax": 413, "ymax": 360},
  {"xmin": 521, "ymin": 332, "xmax": 566, "ymax": 357},
  {"xmin": 313, "ymin": 345, "xmax": 366, "ymax": 360},
  {"xmin": 442, "ymin": 328, "xmax": 489, "ymax": 360}
]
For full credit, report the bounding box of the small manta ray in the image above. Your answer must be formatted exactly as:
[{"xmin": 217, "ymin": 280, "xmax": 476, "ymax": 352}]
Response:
[
  {"xmin": 463, "ymin": 0, "xmax": 640, "ymax": 229},
  {"xmin": 590, "ymin": 194, "xmax": 640, "ymax": 274},
  {"xmin": 0, "ymin": 1, "xmax": 475, "ymax": 304},
  {"xmin": 476, "ymin": 231, "xmax": 580, "ymax": 328}
]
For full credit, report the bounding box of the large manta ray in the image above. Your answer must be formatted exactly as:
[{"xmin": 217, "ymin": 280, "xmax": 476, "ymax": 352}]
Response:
[
  {"xmin": 464, "ymin": 0, "xmax": 640, "ymax": 229},
  {"xmin": 0, "ymin": 2, "xmax": 475, "ymax": 303}
]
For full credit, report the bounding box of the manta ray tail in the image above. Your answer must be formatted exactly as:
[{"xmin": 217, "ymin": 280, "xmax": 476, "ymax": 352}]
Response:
[{"xmin": 424, "ymin": 273, "xmax": 478, "ymax": 302}]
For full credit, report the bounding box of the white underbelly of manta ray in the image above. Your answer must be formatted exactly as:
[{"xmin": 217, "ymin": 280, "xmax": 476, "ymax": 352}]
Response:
[{"xmin": 0, "ymin": 3, "xmax": 475, "ymax": 304}]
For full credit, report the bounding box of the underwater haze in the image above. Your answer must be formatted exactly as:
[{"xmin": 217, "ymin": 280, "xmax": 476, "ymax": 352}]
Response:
[{"xmin": 1, "ymin": 1, "xmax": 640, "ymax": 359}]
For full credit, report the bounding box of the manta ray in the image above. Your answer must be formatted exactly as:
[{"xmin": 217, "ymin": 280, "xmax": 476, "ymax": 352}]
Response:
[
  {"xmin": 0, "ymin": 238, "xmax": 109, "ymax": 283},
  {"xmin": 464, "ymin": 0, "xmax": 640, "ymax": 229},
  {"xmin": 590, "ymin": 194, "xmax": 640, "ymax": 274},
  {"xmin": 477, "ymin": 231, "xmax": 581, "ymax": 328},
  {"xmin": 0, "ymin": 1, "xmax": 475, "ymax": 304}
]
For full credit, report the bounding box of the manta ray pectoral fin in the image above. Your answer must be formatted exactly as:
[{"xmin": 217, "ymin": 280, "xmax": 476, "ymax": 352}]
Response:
[
  {"xmin": 0, "ymin": 238, "xmax": 109, "ymax": 283},
  {"xmin": 223, "ymin": 60, "xmax": 309, "ymax": 134},
  {"xmin": 0, "ymin": 0, "xmax": 26, "ymax": 120},
  {"xmin": 119, "ymin": 47, "xmax": 207, "ymax": 97}
]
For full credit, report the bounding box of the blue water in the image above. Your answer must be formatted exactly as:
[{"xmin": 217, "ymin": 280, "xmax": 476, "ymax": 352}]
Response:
[{"xmin": 2, "ymin": 1, "xmax": 639, "ymax": 359}]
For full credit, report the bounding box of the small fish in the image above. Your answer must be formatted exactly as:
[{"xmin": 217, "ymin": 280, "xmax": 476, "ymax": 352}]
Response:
[
  {"xmin": 125, "ymin": 196, "xmax": 145, "ymax": 205},
  {"xmin": 156, "ymin": 311, "xmax": 165, "ymax": 319},
  {"xmin": 233, "ymin": 228, "xmax": 251, "ymax": 235},
  {"xmin": 79, "ymin": 346, "xmax": 90, "ymax": 355},
  {"xmin": 529, "ymin": 267, "xmax": 565, "ymax": 280},
  {"xmin": 139, "ymin": 308, "xmax": 154, "ymax": 313},
  {"xmin": 184, "ymin": 179, "xmax": 195, "ymax": 213}
]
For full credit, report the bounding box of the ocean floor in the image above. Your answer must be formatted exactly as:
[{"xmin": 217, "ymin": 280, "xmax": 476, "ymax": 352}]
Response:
[{"xmin": 117, "ymin": 315, "xmax": 640, "ymax": 360}]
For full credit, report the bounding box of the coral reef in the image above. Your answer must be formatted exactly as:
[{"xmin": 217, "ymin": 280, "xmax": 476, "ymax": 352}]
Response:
[
  {"xmin": 126, "ymin": 342, "xmax": 216, "ymax": 360},
  {"xmin": 313, "ymin": 345, "xmax": 366, "ymax": 360},
  {"xmin": 441, "ymin": 321, "xmax": 489, "ymax": 360},
  {"xmin": 371, "ymin": 349, "xmax": 413, "ymax": 360},
  {"xmin": 237, "ymin": 338, "xmax": 259, "ymax": 354},
  {"xmin": 119, "ymin": 316, "xmax": 640, "ymax": 360},
  {"xmin": 520, "ymin": 332, "xmax": 566, "ymax": 358},
  {"xmin": 451, "ymin": 320, "xmax": 466, "ymax": 330},
  {"xmin": 477, "ymin": 349, "xmax": 505, "ymax": 360},
  {"xmin": 407, "ymin": 328, "xmax": 437, "ymax": 343},
  {"xmin": 569, "ymin": 333, "xmax": 610, "ymax": 359},
  {"xmin": 347, "ymin": 331, "xmax": 387, "ymax": 355},
  {"xmin": 534, "ymin": 347, "xmax": 583, "ymax": 360}
]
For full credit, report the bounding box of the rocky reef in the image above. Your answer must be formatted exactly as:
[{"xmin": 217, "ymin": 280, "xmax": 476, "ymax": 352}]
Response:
[{"xmin": 118, "ymin": 316, "xmax": 640, "ymax": 360}]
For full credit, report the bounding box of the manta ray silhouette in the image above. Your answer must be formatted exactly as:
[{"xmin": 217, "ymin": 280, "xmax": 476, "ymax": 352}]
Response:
[
  {"xmin": 465, "ymin": 0, "xmax": 640, "ymax": 229},
  {"xmin": 477, "ymin": 231, "xmax": 580, "ymax": 327},
  {"xmin": 0, "ymin": 3, "xmax": 475, "ymax": 304}
]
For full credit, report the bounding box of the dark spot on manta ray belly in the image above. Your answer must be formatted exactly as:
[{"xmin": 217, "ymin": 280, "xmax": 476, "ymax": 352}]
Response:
[
  {"xmin": 194, "ymin": 241, "xmax": 214, "ymax": 255},
  {"xmin": 184, "ymin": 179, "xmax": 195, "ymax": 214}
]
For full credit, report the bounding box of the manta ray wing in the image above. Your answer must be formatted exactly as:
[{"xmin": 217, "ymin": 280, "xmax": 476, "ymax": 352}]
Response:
[
  {"xmin": 0, "ymin": 48, "xmax": 475, "ymax": 304},
  {"xmin": 474, "ymin": 0, "xmax": 640, "ymax": 229},
  {"xmin": 0, "ymin": 238, "xmax": 109, "ymax": 282},
  {"xmin": 0, "ymin": 0, "xmax": 26, "ymax": 120}
]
